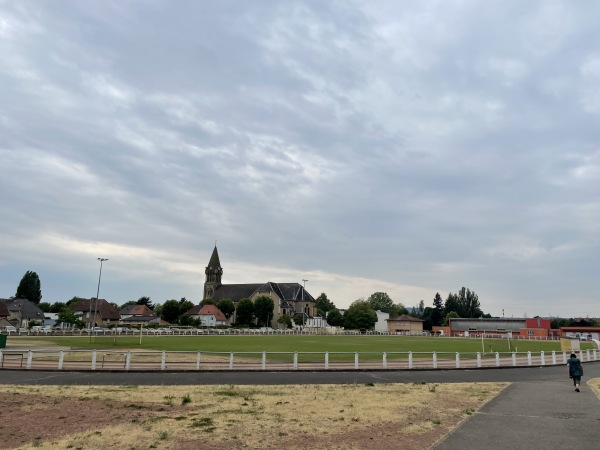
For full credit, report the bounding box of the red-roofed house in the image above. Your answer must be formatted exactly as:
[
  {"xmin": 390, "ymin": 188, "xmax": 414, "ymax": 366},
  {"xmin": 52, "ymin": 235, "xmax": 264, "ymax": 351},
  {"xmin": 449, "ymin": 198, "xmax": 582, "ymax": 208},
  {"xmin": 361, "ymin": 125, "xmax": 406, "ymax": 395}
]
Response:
[
  {"xmin": 119, "ymin": 304, "xmax": 160, "ymax": 326},
  {"xmin": 185, "ymin": 304, "xmax": 228, "ymax": 327}
]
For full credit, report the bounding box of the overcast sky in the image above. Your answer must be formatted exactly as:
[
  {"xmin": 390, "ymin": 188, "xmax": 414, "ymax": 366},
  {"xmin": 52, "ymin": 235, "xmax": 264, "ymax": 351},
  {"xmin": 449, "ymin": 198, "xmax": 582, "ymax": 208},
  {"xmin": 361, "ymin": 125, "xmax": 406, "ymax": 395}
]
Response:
[{"xmin": 1, "ymin": 1, "xmax": 599, "ymax": 317}]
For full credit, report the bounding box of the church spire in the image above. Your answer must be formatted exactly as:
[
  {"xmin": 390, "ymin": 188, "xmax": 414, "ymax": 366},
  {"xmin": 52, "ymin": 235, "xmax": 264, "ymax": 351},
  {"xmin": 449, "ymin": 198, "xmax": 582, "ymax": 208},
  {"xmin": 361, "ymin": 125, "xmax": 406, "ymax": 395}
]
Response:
[{"xmin": 204, "ymin": 245, "xmax": 223, "ymax": 299}]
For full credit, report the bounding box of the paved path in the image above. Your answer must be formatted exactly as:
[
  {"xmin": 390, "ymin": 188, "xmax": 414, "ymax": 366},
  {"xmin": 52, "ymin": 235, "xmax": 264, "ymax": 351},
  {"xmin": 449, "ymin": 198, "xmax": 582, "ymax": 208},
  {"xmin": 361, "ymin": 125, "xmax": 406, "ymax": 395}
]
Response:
[
  {"xmin": 435, "ymin": 361, "xmax": 600, "ymax": 449},
  {"xmin": 1, "ymin": 363, "xmax": 598, "ymax": 385}
]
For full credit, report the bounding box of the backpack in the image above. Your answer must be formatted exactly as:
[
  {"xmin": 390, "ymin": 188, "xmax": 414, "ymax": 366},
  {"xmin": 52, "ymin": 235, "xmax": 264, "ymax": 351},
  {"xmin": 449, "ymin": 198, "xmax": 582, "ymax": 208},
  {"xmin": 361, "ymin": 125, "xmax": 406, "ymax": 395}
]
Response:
[{"xmin": 570, "ymin": 358, "xmax": 583, "ymax": 377}]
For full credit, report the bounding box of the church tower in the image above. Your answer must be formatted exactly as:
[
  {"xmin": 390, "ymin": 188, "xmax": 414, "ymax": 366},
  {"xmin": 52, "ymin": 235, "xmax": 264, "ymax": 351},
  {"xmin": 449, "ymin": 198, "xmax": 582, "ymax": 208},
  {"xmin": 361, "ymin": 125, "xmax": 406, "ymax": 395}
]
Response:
[{"xmin": 204, "ymin": 245, "xmax": 223, "ymax": 299}]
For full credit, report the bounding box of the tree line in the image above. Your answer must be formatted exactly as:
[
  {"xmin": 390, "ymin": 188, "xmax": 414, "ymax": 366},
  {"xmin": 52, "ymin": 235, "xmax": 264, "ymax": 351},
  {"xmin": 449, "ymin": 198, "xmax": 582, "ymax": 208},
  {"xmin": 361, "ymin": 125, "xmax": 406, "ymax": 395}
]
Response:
[{"xmin": 11, "ymin": 270, "xmax": 596, "ymax": 331}]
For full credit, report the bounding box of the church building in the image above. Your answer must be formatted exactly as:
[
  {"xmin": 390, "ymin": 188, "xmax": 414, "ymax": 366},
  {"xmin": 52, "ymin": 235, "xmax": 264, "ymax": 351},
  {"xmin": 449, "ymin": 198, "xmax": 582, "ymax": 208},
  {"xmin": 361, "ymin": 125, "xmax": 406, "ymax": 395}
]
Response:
[{"xmin": 203, "ymin": 246, "xmax": 317, "ymax": 328}]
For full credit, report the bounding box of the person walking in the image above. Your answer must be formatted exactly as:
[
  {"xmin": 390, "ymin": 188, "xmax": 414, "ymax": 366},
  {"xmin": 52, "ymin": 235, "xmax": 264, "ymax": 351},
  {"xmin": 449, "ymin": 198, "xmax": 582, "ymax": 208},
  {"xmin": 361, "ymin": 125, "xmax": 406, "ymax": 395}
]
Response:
[{"xmin": 567, "ymin": 352, "xmax": 583, "ymax": 392}]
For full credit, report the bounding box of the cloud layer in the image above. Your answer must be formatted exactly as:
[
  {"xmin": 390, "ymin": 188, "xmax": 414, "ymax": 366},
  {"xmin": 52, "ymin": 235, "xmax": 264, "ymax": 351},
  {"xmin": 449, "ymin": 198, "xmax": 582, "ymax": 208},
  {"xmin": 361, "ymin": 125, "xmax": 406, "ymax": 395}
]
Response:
[{"xmin": 1, "ymin": 1, "xmax": 599, "ymax": 316}]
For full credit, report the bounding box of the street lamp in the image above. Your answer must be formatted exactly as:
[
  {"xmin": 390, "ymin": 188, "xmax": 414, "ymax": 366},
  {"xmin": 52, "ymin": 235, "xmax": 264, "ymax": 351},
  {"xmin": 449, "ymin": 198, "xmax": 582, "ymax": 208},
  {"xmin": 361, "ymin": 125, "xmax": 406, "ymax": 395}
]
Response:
[
  {"xmin": 302, "ymin": 279, "xmax": 308, "ymax": 326},
  {"xmin": 91, "ymin": 258, "xmax": 108, "ymax": 335}
]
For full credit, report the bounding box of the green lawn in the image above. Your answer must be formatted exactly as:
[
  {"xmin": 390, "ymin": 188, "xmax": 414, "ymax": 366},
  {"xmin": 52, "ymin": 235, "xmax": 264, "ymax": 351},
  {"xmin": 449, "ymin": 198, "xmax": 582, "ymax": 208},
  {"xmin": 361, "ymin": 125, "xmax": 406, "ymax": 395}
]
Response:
[{"xmin": 21, "ymin": 335, "xmax": 593, "ymax": 361}]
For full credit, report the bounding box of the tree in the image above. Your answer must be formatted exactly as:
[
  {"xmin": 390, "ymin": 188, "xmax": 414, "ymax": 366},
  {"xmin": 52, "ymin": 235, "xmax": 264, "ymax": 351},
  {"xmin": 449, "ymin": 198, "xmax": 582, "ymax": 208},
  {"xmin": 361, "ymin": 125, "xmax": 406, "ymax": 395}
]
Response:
[
  {"xmin": 120, "ymin": 300, "xmax": 137, "ymax": 309},
  {"xmin": 160, "ymin": 299, "xmax": 181, "ymax": 323},
  {"xmin": 326, "ymin": 309, "xmax": 344, "ymax": 327},
  {"xmin": 421, "ymin": 307, "xmax": 435, "ymax": 331},
  {"xmin": 66, "ymin": 297, "xmax": 85, "ymax": 308},
  {"xmin": 38, "ymin": 302, "xmax": 52, "ymax": 312},
  {"xmin": 201, "ymin": 298, "xmax": 216, "ymax": 306},
  {"xmin": 315, "ymin": 293, "xmax": 335, "ymax": 316},
  {"xmin": 254, "ymin": 296, "xmax": 274, "ymax": 326},
  {"xmin": 431, "ymin": 293, "xmax": 444, "ymax": 327},
  {"xmin": 136, "ymin": 296, "xmax": 154, "ymax": 310},
  {"xmin": 277, "ymin": 314, "xmax": 293, "ymax": 329},
  {"xmin": 343, "ymin": 300, "xmax": 377, "ymax": 330},
  {"xmin": 456, "ymin": 287, "xmax": 482, "ymax": 318},
  {"xmin": 49, "ymin": 302, "xmax": 66, "ymax": 313},
  {"xmin": 178, "ymin": 300, "xmax": 195, "ymax": 321},
  {"xmin": 366, "ymin": 292, "xmax": 394, "ymax": 314},
  {"xmin": 15, "ymin": 270, "xmax": 42, "ymax": 304},
  {"xmin": 444, "ymin": 292, "xmax": 460, "ymax": 316},
  {"xmin": 390, "ymin": 303, "xmax": 408, "ymax": 318},
  {"xmin": 442, "ymin": 311, "xmax": 460, "ymax": 326},
  {"xmin": 411, "ymin": 300, "xmax": 425, "ymax": 318},
  {"xmin": 236, "ymin": 299, "xmax": 254, "ymax": 326},
  {"xmin": 56, "ymin": 308, "xmax": 79, "ymax": 327},
  {"xmin": 444, "ymin": 288, "xmax": 483, "ymax": 318},
  {"xmin": 216, "ymin": 299, "xmax": 235, "ymax": 319}
]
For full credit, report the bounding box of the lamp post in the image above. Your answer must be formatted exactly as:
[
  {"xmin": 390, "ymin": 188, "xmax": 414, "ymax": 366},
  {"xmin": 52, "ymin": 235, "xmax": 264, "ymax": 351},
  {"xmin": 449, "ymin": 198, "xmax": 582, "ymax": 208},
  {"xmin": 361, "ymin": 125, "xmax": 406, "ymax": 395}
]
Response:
[
  {"xmin": 91, "ymin": 258, "xmax": 108, "ymax": 340},
  {"xmin": 302, "ymin": 279, "xmax": 308, "ymax": 326}
]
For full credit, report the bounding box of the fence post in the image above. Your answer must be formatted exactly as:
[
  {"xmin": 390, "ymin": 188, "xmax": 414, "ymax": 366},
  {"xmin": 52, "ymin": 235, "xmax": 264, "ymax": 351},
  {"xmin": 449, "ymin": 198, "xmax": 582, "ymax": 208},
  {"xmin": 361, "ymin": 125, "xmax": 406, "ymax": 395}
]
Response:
[
  {"xmin": 0, "ymin": 350, "xmax": 3, "ymax": 367},
  {"xmin": 125, "ymin": 352, "xmax": 131, "ymax": 371},
  {"xmin": 477, "ymin": 352, "xmax": 481, "ymax": 368},
  {"xmin": 27, "ymin": 350, "xmax": 33, "ymax": 369},
  {"xmin": 325, "ymin": 352, "xmax": 329, "ymax": 370},
  {"xmin": 408, "ymin": 352, "xmax": 413, "ymax": 369},
  {"xmin": 91, "ymin": 350, "xmax": 97, "ymax": 371},
  {"xmin": 262, "ymin": 352, "xmax": 266, "ymax": 370},
  {"xmin": 293, "ymin": 352, "xmax": 298, "ymax": 370},
  {"xmin": 587, "ymin": 350, "xmax": 591, "ymax": 361},
  {"xmin": 495, "ymin": 352, "xmax": 500, "ymax": 367},
  {"xmin": 455, "ymin": 352, "xmax": 460, "ymax": 369},
  {"xmin": 354, "ymin": 352, "xmax": 359, "ymax": 370},
  {"xmin": 527, "ymin": 351, "xmax": 532, "ymax": 366},
  {"xmin": 160, "ymin": 351, "xmax": 166, "ymax": 371},
  {"xmin": 196, "ymin": 352, "xmax": 201, "ymax": 370},
  {"xmin": 58, "ymin": 351, "xmax": 64, "ymax": 370},
  {"xmin": 383, "ymin": 352, "xmax": 387, "ymax": 369},
  {"xmin": 229, "ymin": 352, "xmax": 234, "ymax": 370},
  {"xmin": 512, "ymin": 352, "xmax": 516, "ymax": 366},
  {"xmin": 562, "ymin": 351, "xmax": 567, "ymax": 364},
  {"xmin": 551, "ymin": 351, "xmax": 557, "ymax": 365},
  {"xmin": 433, "ymin": 352, "xmax": 437, "ymax": 369},
  {"xmin": 540, "ymin": 351, "xmax": 545, "ymax": 366}
]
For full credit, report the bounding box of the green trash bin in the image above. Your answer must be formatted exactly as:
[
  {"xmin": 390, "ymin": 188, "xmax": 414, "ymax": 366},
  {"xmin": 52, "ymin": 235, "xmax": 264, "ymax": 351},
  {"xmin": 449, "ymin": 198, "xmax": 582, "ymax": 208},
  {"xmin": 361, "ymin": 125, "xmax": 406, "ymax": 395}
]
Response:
[{"xmin": 0, "ymin": 334, "xmax": 6, "ymax": 349}]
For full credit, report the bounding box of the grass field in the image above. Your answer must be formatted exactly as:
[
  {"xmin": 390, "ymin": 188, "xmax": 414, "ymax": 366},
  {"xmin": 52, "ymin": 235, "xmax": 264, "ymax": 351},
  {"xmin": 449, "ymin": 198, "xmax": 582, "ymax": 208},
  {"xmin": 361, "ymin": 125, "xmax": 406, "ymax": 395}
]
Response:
[{"xmin": 17, "ymin": 334, "xmax": 594, "ymax": 358}]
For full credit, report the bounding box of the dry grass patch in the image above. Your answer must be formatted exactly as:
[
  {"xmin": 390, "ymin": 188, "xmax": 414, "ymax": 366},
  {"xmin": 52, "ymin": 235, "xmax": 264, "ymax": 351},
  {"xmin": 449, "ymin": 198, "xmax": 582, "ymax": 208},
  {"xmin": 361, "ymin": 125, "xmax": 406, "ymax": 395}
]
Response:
[
  {"xmin": 588, "ymin": 378, "xmax": 600, "ymax": 398},
  {"xmin": 0, "ymin": 382, "xmax": 507, "ymax": 449}
]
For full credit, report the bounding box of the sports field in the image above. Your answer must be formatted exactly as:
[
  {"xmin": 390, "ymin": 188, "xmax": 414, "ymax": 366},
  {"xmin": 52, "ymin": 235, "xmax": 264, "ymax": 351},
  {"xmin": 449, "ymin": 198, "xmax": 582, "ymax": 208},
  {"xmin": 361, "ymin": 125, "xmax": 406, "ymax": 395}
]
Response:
[{"xmin": 17, "ymin": 334, "xmax": 593, "ymax": 356}]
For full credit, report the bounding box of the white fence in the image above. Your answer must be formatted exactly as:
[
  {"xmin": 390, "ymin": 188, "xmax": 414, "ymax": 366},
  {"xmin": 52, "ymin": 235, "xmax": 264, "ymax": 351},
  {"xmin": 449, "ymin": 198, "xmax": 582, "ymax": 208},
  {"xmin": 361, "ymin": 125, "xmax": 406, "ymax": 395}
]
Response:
[{"xmin": 0, "ymin": 349, "xmax": 596, "ymax": 372}]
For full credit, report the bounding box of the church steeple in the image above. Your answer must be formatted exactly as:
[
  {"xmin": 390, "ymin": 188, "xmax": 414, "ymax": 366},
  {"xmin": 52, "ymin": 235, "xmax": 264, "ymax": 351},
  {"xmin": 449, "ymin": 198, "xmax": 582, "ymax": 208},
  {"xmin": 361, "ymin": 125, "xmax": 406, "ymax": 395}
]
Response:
[{"xmin": 204, "ymin": 245, "xmax": 223, "ymax": 299}]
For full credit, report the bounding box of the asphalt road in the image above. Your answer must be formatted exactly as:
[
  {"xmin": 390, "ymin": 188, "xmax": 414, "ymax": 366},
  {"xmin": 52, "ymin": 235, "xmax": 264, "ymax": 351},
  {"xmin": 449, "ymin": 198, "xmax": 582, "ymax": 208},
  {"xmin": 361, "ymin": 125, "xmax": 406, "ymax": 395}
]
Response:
[{"xmin": 1, "ymin": 362, "xmax": 599, "ymax": 385}]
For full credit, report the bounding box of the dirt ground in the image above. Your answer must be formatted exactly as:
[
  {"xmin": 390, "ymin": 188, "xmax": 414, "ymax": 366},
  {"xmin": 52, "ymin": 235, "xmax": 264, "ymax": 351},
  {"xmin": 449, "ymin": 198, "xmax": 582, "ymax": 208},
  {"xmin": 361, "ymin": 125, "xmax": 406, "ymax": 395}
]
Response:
[{"xmin": 0, "ymin": 382, "xmax": 507, "ymax": 449}]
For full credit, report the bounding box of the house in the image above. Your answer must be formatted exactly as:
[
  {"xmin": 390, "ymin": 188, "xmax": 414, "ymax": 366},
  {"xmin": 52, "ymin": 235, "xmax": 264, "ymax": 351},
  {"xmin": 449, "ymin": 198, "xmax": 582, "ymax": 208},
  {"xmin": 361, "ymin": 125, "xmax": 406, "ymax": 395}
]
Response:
[
  {"xmin": 375, "ymin": 310, "xmax": 390, "ymax": 333},
  {"xmin": 119, "ymin": 304, "xmax": 160, "ymax": 326},
  {"xmin": 0, "ymin": 301, "xmax": 12, "ymax": 328},
  {"xmin": 185, "ymin": 304, "xmax": 228, "ymax": 327},
  {"xmin": 202, "ymin": 246, "xmax": 318, "ymax": 328},
  {"xmin": 0, "ymin": 298, "xmax": 45, "ymax": 328},
  {"xmin": 71, "ymin": 298, "xmax": 121, "ymax": 327},
  {"xmin": 387, "ymin": 314, "xmax": 424, "ymax": 334}
]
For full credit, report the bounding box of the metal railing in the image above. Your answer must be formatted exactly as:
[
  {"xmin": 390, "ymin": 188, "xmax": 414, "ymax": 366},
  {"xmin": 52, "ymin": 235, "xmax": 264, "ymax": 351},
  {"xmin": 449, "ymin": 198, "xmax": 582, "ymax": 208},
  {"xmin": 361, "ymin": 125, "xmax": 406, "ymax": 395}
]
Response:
[{"xmin": 1, "ymin": 348, "xmax": 596, "ymax": 372}]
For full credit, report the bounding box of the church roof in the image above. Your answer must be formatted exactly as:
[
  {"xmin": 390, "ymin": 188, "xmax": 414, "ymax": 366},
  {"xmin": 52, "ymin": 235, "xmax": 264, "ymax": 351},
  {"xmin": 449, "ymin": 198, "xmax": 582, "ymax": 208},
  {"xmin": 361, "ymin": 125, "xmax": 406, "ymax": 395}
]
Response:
[
  {"xmin": 210, "ymin": 284, "xmax": 264, "ymax": 301},
  {"xmin": 207, "ymin": 246, "xmax": 221, "ymax": 268},
  {"xmin": 210, "ymin": 282, "xmax": 315, "ymax": 304}
]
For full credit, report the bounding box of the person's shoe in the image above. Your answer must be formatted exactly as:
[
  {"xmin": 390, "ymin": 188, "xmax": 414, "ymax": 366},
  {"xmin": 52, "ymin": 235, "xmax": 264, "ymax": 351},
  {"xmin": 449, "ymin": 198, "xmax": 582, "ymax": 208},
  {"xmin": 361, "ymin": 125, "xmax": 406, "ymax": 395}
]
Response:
[{"xmin": 576, "ymin": 388, "xmax": 580, "ymax": 392}]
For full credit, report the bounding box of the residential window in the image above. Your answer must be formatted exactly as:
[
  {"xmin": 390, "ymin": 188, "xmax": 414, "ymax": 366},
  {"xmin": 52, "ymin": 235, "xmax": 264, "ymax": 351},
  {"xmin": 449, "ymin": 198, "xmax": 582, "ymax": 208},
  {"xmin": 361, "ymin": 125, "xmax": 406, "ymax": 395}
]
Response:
[{"xmin": 528, "ymin": 330, "xmax": 534, "ymax": 336}]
